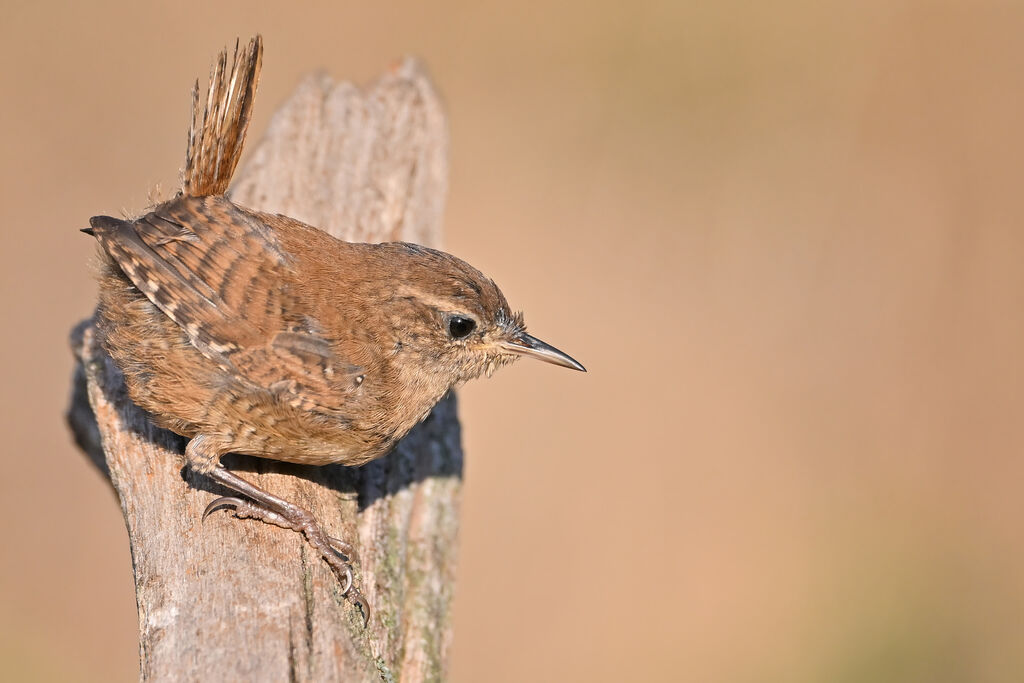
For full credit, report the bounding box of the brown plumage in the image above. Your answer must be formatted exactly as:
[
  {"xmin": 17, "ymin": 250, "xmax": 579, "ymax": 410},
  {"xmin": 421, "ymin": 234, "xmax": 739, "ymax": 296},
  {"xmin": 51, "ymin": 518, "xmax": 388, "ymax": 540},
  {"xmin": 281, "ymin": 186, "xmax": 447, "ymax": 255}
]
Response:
[{"xmin": 84, "ymin": 36, "xmax": 583, "ymax": 626}]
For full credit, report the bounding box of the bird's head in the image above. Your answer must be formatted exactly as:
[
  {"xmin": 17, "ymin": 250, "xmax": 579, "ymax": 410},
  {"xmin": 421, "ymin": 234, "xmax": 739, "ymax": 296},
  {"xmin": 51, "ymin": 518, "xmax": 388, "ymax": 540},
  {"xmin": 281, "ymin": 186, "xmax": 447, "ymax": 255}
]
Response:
[{"xmin": 376, "ymin": 243, "xmax": 585, "ymax": 387}]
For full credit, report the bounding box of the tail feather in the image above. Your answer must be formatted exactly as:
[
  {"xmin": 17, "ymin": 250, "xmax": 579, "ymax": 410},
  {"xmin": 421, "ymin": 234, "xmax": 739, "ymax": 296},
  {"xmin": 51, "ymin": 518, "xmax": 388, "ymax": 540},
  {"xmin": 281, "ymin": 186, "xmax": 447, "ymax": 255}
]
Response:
[{"xmin": 182, "ymin": 36, "xmax": 263, "ymax": 197}]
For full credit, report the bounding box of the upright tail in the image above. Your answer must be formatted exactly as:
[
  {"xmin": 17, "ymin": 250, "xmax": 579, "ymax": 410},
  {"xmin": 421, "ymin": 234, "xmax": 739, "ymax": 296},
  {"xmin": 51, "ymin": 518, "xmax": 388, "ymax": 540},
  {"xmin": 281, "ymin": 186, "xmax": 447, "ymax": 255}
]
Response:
[{"xmin": 182, "ymin": 35, "xmax": 263, "ymax": 197}]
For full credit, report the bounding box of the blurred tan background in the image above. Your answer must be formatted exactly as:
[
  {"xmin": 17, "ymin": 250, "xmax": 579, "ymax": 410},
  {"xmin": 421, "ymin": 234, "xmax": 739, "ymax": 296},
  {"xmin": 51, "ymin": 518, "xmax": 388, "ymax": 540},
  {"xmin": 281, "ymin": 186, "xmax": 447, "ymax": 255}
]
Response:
[{"xmin": 2, "ymin": 0, "xmax": 1024, "ymax": 681}]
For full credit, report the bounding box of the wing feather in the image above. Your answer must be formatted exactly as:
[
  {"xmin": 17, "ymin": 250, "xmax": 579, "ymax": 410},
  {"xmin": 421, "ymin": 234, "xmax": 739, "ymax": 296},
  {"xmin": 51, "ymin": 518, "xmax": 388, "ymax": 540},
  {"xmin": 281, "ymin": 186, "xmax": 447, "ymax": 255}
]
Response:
[{"xmin": 89, "ymin": 195, "xmax": 359, "ymax": 414}]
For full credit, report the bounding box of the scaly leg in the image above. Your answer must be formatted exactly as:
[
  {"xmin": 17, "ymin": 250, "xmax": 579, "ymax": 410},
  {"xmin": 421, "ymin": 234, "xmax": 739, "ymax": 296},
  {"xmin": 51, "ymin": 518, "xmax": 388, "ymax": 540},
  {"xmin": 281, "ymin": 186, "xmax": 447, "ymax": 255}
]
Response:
[{"xmin": 201, "ymin": 464, "xmax": 369, "ymax": 626}]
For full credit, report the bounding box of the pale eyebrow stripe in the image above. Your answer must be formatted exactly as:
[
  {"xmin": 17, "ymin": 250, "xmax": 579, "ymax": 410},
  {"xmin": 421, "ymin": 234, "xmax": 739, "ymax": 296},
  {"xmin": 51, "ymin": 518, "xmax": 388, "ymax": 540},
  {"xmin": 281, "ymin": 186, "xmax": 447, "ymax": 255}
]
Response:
[{"xmin": 393, "ymin": 285, "xmax": 475, "ymax": 314}]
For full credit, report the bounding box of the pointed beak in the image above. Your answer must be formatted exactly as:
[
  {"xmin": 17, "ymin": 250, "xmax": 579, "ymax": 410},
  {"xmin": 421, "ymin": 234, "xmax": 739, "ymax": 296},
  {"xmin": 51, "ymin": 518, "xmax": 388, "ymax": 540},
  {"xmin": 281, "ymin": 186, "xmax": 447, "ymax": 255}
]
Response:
[{"xmin": 498, "ymin": 332, "xmax": 586, "ymax": 372}]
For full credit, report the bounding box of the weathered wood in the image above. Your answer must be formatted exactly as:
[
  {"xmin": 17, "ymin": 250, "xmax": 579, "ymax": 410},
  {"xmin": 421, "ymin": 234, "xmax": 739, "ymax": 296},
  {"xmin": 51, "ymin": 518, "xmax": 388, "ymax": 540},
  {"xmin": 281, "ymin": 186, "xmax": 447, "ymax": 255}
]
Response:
[{"xmin": 68, "ymin": 58, "xmax": 461, "ymax": 682}]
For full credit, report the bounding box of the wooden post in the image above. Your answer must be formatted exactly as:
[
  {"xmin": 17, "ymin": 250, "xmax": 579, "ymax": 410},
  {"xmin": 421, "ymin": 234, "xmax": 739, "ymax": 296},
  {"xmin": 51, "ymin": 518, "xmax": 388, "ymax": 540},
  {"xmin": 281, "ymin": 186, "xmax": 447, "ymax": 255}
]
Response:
[{"xmin": 68, "ymin": 59, "xmax": 461, "ymax": 682}]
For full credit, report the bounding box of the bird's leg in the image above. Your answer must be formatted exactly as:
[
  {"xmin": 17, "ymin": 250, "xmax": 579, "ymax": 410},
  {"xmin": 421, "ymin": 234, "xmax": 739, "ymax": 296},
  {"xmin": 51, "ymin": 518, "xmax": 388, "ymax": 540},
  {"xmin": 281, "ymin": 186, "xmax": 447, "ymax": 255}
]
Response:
[
  {"xmin": 203, "ymin": 495, "xmax": 357, "ymax": 561},
  {"xmin": 198, "ymin": 461, "xmax": 369, "ymax": 626}
]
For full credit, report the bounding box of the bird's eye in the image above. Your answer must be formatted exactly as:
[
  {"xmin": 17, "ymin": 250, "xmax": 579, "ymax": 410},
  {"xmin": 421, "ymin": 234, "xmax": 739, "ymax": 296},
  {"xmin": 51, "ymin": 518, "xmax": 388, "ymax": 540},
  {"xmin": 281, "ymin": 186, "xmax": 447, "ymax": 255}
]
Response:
[{"xmin": 448, "ymin": 315, "xmax": 477, "ymax": 339}]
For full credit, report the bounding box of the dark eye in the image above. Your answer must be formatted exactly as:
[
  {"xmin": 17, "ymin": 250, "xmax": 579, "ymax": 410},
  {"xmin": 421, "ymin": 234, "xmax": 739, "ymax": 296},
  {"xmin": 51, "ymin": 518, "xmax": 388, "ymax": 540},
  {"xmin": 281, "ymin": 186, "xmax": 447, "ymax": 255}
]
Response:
[{"xmin": 448, "ymin": 315, "xmax": 477, "ymax": 339}]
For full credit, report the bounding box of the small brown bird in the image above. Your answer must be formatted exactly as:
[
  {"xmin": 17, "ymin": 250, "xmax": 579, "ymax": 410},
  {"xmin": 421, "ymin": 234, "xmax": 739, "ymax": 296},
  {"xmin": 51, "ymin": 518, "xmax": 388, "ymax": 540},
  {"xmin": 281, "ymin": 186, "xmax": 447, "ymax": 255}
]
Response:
[{"xmin": 83, "ymin": 36, "xmax": 583, "ymax": 624}]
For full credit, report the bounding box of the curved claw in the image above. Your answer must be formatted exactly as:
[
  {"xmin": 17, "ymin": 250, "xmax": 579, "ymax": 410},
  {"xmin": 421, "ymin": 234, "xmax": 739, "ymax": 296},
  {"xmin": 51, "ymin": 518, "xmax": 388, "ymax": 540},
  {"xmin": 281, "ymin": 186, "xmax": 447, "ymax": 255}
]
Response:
[
  {"xmin": 202, "ymin": 496, "xmax": 246, "ymax": 521},
  {"xmin": 337, "ymin": 564, "xmax": 353, "ymax": 596},
  {"xmin": 349, "ymin": 591, "xmax": 371, "ymax": 628}
]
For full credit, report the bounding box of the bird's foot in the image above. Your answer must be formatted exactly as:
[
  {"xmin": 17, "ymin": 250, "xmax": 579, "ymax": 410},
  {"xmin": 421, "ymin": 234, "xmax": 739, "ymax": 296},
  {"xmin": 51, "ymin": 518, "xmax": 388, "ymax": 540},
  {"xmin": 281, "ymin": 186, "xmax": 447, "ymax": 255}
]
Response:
[{"xmin": 203, "ymin": 495, "xmax": 369, "ymax": 626}]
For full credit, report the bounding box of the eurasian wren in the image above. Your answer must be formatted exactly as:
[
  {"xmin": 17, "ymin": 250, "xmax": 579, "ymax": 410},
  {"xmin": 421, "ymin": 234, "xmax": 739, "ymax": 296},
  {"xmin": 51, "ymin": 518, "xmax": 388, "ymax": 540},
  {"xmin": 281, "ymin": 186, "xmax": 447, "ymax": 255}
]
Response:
[{"xmin": 83, "ymin": 36, "xmax": 584, "ymax": 625}]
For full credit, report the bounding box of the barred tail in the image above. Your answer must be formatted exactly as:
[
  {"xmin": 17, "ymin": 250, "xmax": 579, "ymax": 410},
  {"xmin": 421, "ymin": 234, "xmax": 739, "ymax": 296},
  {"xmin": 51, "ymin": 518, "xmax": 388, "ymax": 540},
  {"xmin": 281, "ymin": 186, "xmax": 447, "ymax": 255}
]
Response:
[{"xmin": 182, "ymin": 35, "xmax": 263, "ymax": 197}]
